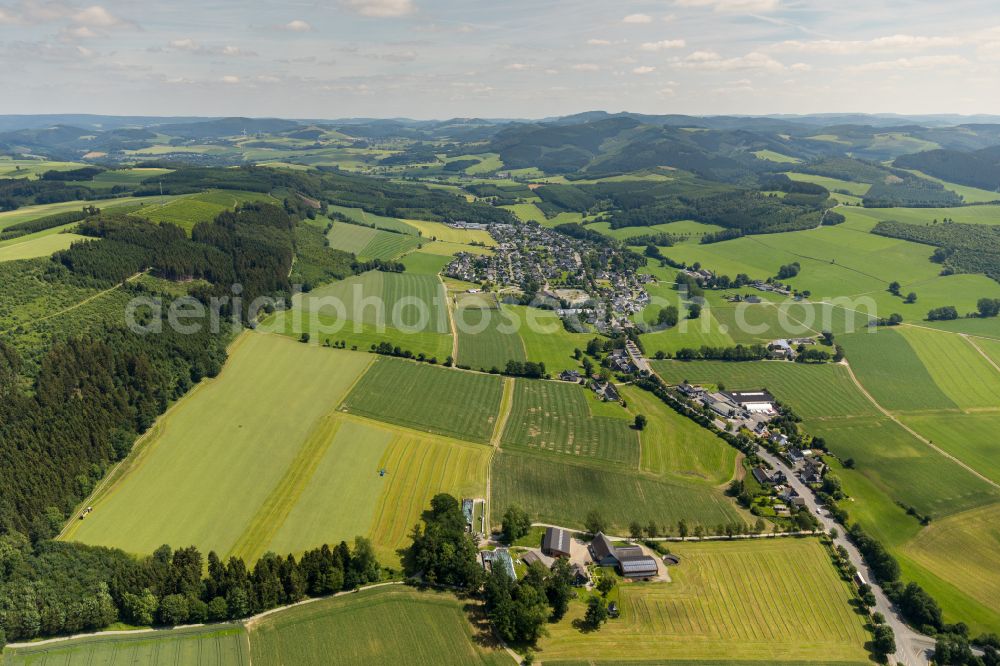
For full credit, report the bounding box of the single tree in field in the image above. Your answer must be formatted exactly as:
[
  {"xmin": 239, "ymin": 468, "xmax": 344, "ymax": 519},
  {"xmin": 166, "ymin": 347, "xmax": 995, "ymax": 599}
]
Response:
[
  {"xmin": 633, "ymin": 414, "xmax": 647, "ymax": 430},
  {"xmin": 629, "ymin": 521, "xmax": 643, "ymax": 541},
  {"xmin": 677, "ymin": 519, "xmax": 689, "ymax": 538},
  {"xmin": 585, "ymin": 596, "xmax": 609, "ymax": 629},
  {"xmin": 585, "ymin": 510, "xmax": 606, "ymax": 536},
  {"xmin": 888, "ymin": 281, "xmax": 901, "ymax": 296},
  {"xmin": 596, "ymin": 574, "xmax": 616, "ymax": 597},
  {"xmin": 501, "ymin": 505, "xmax": 531, "ymax": 543},
  {"xmin": 904, "ymin": 292, "xmax": 917, "ymax": 304},
  {"xmin": 646, "ymin": 520, "xmax": 659, "ymax": 538}
]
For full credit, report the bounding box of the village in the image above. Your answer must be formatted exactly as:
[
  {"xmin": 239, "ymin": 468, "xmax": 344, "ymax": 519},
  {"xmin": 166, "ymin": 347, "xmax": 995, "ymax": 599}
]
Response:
[{"xmin": 444, "ymin": 222, "xmax": 652, "ymax": 330}]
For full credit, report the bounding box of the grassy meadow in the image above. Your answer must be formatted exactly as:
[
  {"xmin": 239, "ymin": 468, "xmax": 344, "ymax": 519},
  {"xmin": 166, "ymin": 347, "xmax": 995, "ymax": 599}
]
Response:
[
  {"xmin": 0, "ymin": 232, "xmax": 88, "ymax": 262},
  {"xmin": 340, "ymin": 358, "xmax": 504, "ymax": 443},
  {"xmin": 454, "ymin": 304, "xmax": 527, "ymax": 371},
  {"xmin": 534, "ymin": 539, "xmax": 871, "ymax": 664},
  {"xmin": 248, "ymin": 586, "xmax": 508, "ymax": 666},
  {"xmin": 3, "ymin": 625, "xmax": 249, "ymax": 666},
  {"xmin": 326, "ymin": 221, "xmax": 423, "ymax": 260}
]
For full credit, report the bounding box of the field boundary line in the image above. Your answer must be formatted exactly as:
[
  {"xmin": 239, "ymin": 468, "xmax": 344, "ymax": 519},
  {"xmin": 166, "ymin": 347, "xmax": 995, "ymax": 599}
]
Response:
[
  {"xmin": 842, "ymin": 360, "xmax": 1000, "ymax": 491},
  {"xmin": 58, "ymin": 331, "xmax": 254, "ymax": 541},
  {"xmin": 441, "ymin": 273, "xmax": 459, "ymax": 363},
  {"xmin": 226, "ymin": 413, "xmax": 345, "ymax": 562},
  {"xmin": 961, "ymin": 334, "xmax": 1000, "ymax": 375},
  {"xmin": 333, "ymin": 353, "xmax": 376, "ymax": 410},
  {"xmin": 485, "ymin": 377, "xmax": 516, "ymax": 533}
]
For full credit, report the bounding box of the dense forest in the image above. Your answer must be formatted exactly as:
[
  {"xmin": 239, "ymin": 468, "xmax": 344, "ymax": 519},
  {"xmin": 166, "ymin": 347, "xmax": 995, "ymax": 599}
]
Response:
[
  {"xmin": 0, "ymin": 534, "xmax": 380, "ymax": 644},
  {"xmin": 872, "ymin": 220, "xmax": 1000, "ymax": 283},
  {"xmin": 895, "ymin": 146, "xmax": 1000, "ymax": 192}
]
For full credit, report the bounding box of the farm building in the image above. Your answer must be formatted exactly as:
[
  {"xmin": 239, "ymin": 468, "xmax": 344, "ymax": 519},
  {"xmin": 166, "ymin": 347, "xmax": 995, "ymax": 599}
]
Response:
[
  {"xmin": 543, "ymin": 527, "xmax": 572, "ymax": 558},
  {"xmin": 559, "ymin": 370, "xmax": 582, "ymax": 383},
  {"xmin": 751, "ymin": 466, "xmax": 774, "ymax": 486},
  {"xmin": 618, "ymin": 555, "xmax": 659, "ymax": 578},
  {"xmin": 723, "ymin": 390, "xmax": 776, "ymax": 414},
  {"xmin": 483, "ymin": 548, "xmax": 517, "ymax": 580},
  {"xmin": 522, "ymin": 550, "xmax": 555, "ymax": 569},
  {"xmin": 588, "ymin": 533, "xmax": 660, "ymax": 578},
  {"xmin": 462, "ymin": 499, "xmax": 474, "ymax": 532}
]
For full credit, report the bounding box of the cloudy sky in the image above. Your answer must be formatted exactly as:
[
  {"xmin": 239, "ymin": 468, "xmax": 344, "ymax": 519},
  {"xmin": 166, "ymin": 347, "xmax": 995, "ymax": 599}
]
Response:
[{"xmin": 1, "ymin": 0, "xmax": 998, "ymax": 119}]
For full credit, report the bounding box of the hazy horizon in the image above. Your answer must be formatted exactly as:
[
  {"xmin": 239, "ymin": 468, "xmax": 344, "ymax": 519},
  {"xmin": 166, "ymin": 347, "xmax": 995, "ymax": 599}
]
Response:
[{"xmin": 2, "ymin": 0, "xmax": 1000, "ymax": 119}]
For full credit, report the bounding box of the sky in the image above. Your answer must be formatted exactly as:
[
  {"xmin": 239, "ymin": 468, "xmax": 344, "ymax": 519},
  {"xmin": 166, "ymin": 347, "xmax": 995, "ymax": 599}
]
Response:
[{"xmin": 1, "ymin": 0, "xmax": 999, "ymax": 119}]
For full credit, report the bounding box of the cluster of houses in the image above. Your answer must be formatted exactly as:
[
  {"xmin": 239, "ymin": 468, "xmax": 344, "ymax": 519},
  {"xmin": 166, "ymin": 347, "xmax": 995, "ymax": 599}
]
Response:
[
  {"xmin": 679, "ymin": 383, "xmax": 779, "ymax": 432},
  {"xmin": 446, "ymin": 220, "xmax": 488, "ymax": 231},
  {"xmin": 751, "ymin": 280, "xmax": 792, "ymax": 296}
]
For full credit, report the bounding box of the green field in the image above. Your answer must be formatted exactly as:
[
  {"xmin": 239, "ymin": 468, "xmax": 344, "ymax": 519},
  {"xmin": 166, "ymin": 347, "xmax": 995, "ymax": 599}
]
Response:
[
  {"xmin": 3, "ymin": 625, "xmax": 248, "ymax": 665},
  {"xmin": 0, "ymin": 196, "xmax": 175, "ymax": 231},
  {"xmin": 248, "ymin": 586, "xmax": 508, "ymax": 665},
  {"xmin": 839, "ymin": 329, "xmax": 956, "ymax": 411},
  {"xmin": 753, "ymin": 149, "xmax": 802, "ymax": 164},
  {"xmin": 0, "ymin": 232, "xmax": 88, "ymax": 262},
  {"xmin": 64, "ymin": 333, "xmax": 375, "ymax": 557},
  {"xmin": 491, "ymin": 447, "xmax": 742, "ymax": 533},
  {"xmin": 896, "ymin": 326, "xmax": 1000, "ymax": 409},
  {"xmin": 500, "ymin": 379, "xmax": 638, "ymax": 466},
  {"xmin": 506, "ymin": 305, "xmax": 594, "ymax": 374},
  {"xmin": 341, "ymin": 358, "xmax": 504, "ymax": 443},
  {"xmin": 651, "ymin": 359, "xmax": 878, "ymax": 420},
  {"xmin": 327, "ymin": 221, "xmax": 423, "ymax": 260},
  {"xmin": 401, "ymin": 251, "xmax": 452, "ymax": 275},
  {"xmin": 135, "ymin": 190, "xmax": 277, "ymax": 232},
  {"xmin": 455, "ymin": 305, "xmax": 526, "ymax": 371},
  {"xmin": 328, "ymin": 205, "xmax": 419, "ymax": 235},
  {"xmin": 535, "ymin": 539, "xmax": 870, "ymax": 664},
  {"xmin": 900, "ymin": 413, "xmax": 1000, "ymax": 486},
  {"xmin": 285, "ymin": 270, "xmax": 450, "ymax": 334},
  {"xmin": 784, "ymin": 172, "xmax": 870, "ymax": 196},
  {"xmin": 403, "ymin": 218, "xmax": 495, "ymax": 246}
]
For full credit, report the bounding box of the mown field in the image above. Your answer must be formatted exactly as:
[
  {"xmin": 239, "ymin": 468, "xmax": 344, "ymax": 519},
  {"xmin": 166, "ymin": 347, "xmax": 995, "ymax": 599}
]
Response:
[
  {"xmin": 454, "ymin": 305, "xmax": 526, "ymax": 371},
  {"xmin": 326, "ymin": 221, "xmax": 423, "ymax": 260},
  {"xmin": 403, "ymin": 218, "xmax": 495, "ymax": 246},
  {"xmin": 0, "ymin": 232, "xmax": 87, "ymax": 262},
  {"xmin": 340, "ymin": 358, "xmax": 504, "ymax": 443},
  {"xmin": 500, "ymin": 379, "xmax": 638, "ymax": 466},
  {"xmin": 3, "ymin": 625, "xmax": 249, "ymax": 665},
  {"xmin": 64, "ymin": 333, "xmax": 375, "ymax": 557},
  {"xmin": 491, "ymin": 449, "xmax": 742, "ymax": 533},
  {"xmin": 248, "ymin": 586, "xmax": 508, "ymax": 666},
  {"xmin": 289, "ymin": 271, "xmax": 450, "ymax": 334},
  {"xmin": 506, "ymin": 305, "xmax": 593, "ymax": 374},
  {"xmin": 328, "ymin": 205, "xmax": 418, "ymax": 235},
  {"xmin": 895, "ymin": 325, "xmax": 1000, "ymax": 409},
  {"xmin": 535, "ymin": 539, "xmax": 870, "ymax": 664},
  {"xmin": 651, "ymin": 359, "xmax": 877, "ymax": 420}
]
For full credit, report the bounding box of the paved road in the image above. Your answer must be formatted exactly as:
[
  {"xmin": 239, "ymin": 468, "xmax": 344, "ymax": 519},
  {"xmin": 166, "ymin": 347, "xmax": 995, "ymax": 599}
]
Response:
[{"xmin": 757, "ymin": 449, "xmax": 935, "ymax": 666}]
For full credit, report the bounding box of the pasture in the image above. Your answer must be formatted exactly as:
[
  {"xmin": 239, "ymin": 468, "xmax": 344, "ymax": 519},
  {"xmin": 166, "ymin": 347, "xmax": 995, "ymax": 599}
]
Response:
[
  {"xmin": 651, "ymin": 359, "xmax": 878, "ymax": 420},
  {"xmin": 0, "ymin": 232, "xmax": 87, "ymax": 262},
  {"xmin": 500, "ymin": 379, "xmax": 639, "ymax": 466},
  {"xmin": 619, "ymin": 385, "xmax": 738, "ymax": 486},
  {"xmin": 896, "ymin": 326, "xmax": 1000, "ymax": 409},
  {"xmin": 900, "ymin": 502, "xmax": 1000, "ymax": 633},
  {"xmin": 340, "ymin": 358, "xmax": 504, "ymax": 443},
  {"xmin": 455, "ymin": 305, "xmax": 526, "ymax": 371},
  {"xmin": 326, "ymin": 221, "xmax": 423, "ymax": 260},
  {"xmin": 839, "ymin": 204, "xmax": 1000, "ymax": 230},
  {"xmin": 506, "ymin": 305, "xmax": 594, "ymax": 373},
  {"xmin": 753, "ymin": 149, "xmax": 802, "ymax": 164},
  {"xmin": 807, "ymin": 416, "xmax": 999, "ymax": 520},
  {"xmin": 291, "ymin": 271, "xmax": 450, "ymax": 334},
  {"xmin": 838, "ymin": 329, "xmax": 956, "ymax": 411},
  {"xmin": 135, "ymin": 190, "xmax": 277, "ymax": 232},
  {"xmin": 3, "ymin": 626, "xmax": 248, "ymax": 666},
  {"xmin": 0, "ymin": 195, "xmax": 173, "ymax": 230},
  {"xmin": 491, "ymin": 449, "xmax": 743, "ymax": 533},
  {"xmin": 901, "ymin": 413, "xmax": 1000, "ymax": 486},
  {"xmin": 535, "ymin": 539, "xmax": 870, "ymax": 664},
  {"xmin": 248, "ymin": 586, "xmax": 508, "ymax": 666},
  {"xmin": 402, "ymin": 218, "xmax": 496, "ymax": 246},
  {"xmin": 401, "ymin": 251, "xmax": 452, "ymax": 275},
  {"xmin": 64, "ymin": 333, "xmax": 375, "ymax": 558},
  {"xmin": 328, "ymin": 205, "xmax": 418, "ymax": 235}
]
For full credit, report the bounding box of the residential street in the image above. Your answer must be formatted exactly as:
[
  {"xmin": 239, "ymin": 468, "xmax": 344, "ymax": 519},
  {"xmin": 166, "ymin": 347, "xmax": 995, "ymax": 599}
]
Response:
[{"xmin": 757, "ymin": 449, "xmax": 936, "ymax": 666}]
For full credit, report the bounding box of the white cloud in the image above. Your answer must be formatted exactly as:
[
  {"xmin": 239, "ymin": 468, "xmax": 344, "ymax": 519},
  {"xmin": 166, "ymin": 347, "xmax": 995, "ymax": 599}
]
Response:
[
  {"xmin": 341, "ymin": 0, "xmax": 415, "ymax": 18},
  {"xmin": 659, "ymin": 87, "xmax": 676, "ymax": 96},
  {"xmin": 850, "ymin": 55, "xmax": 969, "ymax": 72},
  {"xmin": 572, "ymin": 63, "xmax": 600, "ymax": 71},
  {"xmin": 674, "ymin": 50, "xmax": 786, "ymax": 71},
  {"xmin": 587, "ymin": 39, "xmax": 612, "ymax": 46},
  {"xmin": 222, "ymin": 75, "xmax": 240, "ymax": 84},
  {"xmin": 505, "ymin": 63, "xmax": 529, "ymax": 70},
  {"xmin": 640, "ymin": 39, "xmax": 686, "ymax": 51},
  {"xmin": 633, "ymin": 65, "xmax": 656, "ymax": 74},
  {"xmin": 170, "ymin": 38, "xmax": 198, "ymax": 50},
  {"xmin": 771, "ymin": 35, "xmax": 962, "ymax": 55},
  {"xmin": 257, "ymin": 75, "xmax": 281, "ymax": 83},
  {"xmin": 789, "ymin": 62, "xmax": 811, "ymax": 71},
  {"xmin": 623, "ymin": 14, "xmax": 653, "ymax": 24},
  {"xmin": 0, "ymin": 8, "xmax": 18, "ymax": 24},
  {"xmin": 73, "ymin": 5, "xmax": 125, "ymax": 27},
  {"xmin": 284, "ymin": 19, "xmax": 312, "ymax": 32},
  {"xmin": 676, "ymin": 0, "xmax": 780, "ymax": 12},
  {"xmin": 67, "ymin": 25, "xmax": 97, "ymax": 38},
  {"xmin": 75, "ymin": 45, "xmax": 95, "ymax": 57}
]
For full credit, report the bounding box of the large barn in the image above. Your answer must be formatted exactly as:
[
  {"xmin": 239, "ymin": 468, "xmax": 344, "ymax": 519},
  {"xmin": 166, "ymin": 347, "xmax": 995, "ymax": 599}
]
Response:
[{"xmin": 543, "ymin": 526, "xmax": 572, "ymax": 558}]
